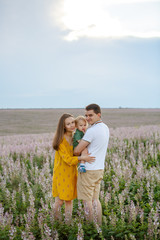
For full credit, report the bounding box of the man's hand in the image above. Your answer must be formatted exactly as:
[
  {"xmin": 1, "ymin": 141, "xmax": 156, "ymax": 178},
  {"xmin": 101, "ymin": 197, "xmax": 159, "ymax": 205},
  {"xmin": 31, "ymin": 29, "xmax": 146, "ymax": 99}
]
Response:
[
  {"xmin": 74, "ymin": 139, "xmax": 90, "ymax": 156},
  {"xmin": 81, "ymin": 148, "xmax": 88, "ymax": 155}
]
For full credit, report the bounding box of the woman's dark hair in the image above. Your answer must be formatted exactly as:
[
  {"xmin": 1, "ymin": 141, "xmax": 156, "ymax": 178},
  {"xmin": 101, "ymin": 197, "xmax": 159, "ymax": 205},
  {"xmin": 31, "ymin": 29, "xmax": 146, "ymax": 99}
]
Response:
[
  {"xmin": 85, "ymin": 103, "xmax": 101, "ymax": 114},
  {"xmin": 53, "ymin": 113, "xmax": 73, "ymax": 150}
]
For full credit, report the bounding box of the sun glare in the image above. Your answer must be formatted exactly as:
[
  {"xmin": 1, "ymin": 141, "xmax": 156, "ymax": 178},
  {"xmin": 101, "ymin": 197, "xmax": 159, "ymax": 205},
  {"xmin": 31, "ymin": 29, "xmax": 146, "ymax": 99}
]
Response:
[{"xmin": 52, "ymin": 0, "xmax": 160, "ymax": 41}]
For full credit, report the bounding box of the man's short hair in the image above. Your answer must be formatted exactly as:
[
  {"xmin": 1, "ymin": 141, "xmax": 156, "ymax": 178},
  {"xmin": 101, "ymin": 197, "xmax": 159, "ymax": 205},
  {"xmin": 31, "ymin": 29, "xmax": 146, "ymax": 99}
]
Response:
[{"xmin": 85, "ymin": 104, "xmax": 101, "ymax": 114}]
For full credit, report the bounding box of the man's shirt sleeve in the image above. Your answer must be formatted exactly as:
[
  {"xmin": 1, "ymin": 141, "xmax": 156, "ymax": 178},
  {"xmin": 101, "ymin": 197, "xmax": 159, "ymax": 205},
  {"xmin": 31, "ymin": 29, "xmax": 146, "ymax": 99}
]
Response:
[{"xmin": 82, "ymin": 128, "xmax": 94, "ymax": 143}]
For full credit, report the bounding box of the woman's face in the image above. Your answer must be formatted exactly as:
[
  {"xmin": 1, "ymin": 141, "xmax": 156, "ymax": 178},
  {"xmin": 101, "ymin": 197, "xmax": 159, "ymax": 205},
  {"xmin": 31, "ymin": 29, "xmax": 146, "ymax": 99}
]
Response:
[{"xmin": 64, "ymin": 117, "xmax": 75, "ymax": 133}]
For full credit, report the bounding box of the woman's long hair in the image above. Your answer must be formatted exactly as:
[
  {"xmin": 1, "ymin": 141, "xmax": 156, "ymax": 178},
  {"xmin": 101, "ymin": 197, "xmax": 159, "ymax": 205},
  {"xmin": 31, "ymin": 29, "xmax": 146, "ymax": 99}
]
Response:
[{"xmin": 53, "ymin": 113, "xmax": 73, "ymax": 150}]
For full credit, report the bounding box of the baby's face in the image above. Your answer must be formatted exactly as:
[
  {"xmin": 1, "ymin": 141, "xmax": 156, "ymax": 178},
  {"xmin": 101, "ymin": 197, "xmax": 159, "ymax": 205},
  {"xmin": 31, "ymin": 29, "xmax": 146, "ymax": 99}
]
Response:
[{"xmin": 77, "ymin": 120, "xmax": 87, "ymax": 133}]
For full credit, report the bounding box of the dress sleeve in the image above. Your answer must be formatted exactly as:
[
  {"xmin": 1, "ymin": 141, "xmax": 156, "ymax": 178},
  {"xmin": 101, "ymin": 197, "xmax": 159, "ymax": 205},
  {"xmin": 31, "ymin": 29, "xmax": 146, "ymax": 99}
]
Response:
[{"xmin": 58, "ymin": 143, "xmax": 78, "ymax": 166}]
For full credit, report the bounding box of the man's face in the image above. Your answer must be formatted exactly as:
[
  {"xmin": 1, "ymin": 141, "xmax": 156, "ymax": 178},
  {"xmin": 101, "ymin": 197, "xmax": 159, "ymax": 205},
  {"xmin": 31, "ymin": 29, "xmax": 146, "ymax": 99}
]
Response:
[{"xmin": 85, "ymin": 110, "xmax": 101, "ymax": 125}]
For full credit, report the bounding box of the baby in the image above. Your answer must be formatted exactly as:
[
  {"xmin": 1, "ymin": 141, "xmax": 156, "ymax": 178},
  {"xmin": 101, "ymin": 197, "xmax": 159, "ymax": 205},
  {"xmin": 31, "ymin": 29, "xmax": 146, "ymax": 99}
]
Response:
[{"xmin": 73, "ymin": 116, "xmax": 88, "ymax": 173}]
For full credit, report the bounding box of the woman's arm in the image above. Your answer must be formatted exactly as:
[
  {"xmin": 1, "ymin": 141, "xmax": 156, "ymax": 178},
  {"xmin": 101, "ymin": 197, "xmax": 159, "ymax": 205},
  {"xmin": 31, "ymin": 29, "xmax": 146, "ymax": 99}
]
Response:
[
  {"xmin": 59, "ymin": 143, "xmax": 95, "ymax": 166},
  {"xmin": 59, "ymin": 145, "xmax": 78, "ymax": 166}
]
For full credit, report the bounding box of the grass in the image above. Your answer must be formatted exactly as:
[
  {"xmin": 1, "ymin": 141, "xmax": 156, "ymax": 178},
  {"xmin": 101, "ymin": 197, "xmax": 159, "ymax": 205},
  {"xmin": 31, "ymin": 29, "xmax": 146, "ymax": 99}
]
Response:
[{"xmin": 0, "ymin": 108, "xmax": 160, "ymax": 136}]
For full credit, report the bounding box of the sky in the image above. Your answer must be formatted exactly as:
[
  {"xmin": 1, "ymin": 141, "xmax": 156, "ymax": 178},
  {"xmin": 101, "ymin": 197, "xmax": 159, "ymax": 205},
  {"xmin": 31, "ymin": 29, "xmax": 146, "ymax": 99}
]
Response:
[{"xmin": 0, "ymin": 0, "xmax": 160, "ymax": 108}]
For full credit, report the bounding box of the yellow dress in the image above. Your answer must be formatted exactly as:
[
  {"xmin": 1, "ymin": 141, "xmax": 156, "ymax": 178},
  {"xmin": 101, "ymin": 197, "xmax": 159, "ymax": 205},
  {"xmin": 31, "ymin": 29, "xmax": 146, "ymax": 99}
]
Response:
[{"xmin": 52, "ymin": 137, "xmax": 78, "ymax": 201}]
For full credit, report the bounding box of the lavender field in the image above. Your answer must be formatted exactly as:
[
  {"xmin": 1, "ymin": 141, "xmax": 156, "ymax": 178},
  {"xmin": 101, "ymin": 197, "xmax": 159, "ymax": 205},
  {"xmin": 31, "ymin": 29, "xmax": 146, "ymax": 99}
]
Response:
[{"xmin": 0, "ymin": 124, "xmax": 160, "ymax": 240}]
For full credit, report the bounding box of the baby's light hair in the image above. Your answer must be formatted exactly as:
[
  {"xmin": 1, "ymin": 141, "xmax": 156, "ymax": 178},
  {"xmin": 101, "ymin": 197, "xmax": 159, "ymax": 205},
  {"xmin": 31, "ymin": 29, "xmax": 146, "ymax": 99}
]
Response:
[{"xmin": 75, "ymin": 116, "xmax": 88, "ymax": 127}]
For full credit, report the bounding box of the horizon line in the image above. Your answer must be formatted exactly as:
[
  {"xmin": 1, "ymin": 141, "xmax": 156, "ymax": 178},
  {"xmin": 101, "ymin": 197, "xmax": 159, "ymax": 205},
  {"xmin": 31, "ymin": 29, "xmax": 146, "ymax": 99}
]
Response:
[{"xmin": 0, "ymin": 107, "xmax": 160, "ymax": 110}]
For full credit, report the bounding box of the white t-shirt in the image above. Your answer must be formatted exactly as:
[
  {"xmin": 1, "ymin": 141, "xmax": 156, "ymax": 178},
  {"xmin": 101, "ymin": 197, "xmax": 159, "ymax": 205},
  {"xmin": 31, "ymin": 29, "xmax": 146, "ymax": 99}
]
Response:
[{"xmin": 82, "ymin": 121, "xmax": 109, "ymax": 170}]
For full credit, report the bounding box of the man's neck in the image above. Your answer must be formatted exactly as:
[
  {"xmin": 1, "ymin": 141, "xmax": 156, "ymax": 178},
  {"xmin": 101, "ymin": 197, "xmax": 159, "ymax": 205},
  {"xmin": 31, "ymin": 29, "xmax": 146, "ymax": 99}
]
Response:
[{"xmin": 91, "ymin": 119, "xmax": 102, "ymax": 125}]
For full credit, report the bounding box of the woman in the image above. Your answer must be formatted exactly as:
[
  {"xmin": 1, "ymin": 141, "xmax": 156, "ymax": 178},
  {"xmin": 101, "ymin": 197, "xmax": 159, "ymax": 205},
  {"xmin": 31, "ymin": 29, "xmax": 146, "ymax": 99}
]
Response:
[{"xmin": 52, "ymin": 113, "xmax": 95, "ymax": 224}]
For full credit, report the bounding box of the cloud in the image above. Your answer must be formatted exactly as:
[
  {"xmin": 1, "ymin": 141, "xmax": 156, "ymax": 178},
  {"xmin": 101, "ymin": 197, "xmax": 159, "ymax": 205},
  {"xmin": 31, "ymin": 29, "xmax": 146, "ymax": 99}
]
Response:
[{"xmin": 50, "ymin": 0, "xmax": 160, "ymax": 40}]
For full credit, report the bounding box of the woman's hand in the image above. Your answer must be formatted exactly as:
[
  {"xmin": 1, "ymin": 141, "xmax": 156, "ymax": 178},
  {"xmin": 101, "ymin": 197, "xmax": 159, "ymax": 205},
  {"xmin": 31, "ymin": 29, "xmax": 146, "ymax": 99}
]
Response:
[{"xmin": 80, "ymin": 154, "xmax": 95, "ymax": 163}]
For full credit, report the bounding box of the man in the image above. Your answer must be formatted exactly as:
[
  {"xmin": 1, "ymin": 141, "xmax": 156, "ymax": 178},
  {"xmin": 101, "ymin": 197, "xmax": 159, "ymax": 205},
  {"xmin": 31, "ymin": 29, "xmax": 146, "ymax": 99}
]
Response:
[{"xmin": 74, "ymin": 103, "xmax": 109, "ymax": 225}]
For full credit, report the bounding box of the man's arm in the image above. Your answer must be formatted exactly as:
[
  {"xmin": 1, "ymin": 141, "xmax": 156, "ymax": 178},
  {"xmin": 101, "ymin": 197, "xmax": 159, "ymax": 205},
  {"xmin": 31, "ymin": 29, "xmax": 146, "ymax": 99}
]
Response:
[{"xmin": 73, "ymin": 139, "xmax": 90, "ymax": 156}]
